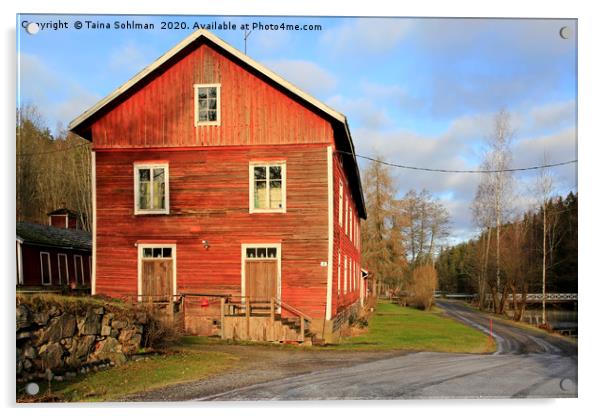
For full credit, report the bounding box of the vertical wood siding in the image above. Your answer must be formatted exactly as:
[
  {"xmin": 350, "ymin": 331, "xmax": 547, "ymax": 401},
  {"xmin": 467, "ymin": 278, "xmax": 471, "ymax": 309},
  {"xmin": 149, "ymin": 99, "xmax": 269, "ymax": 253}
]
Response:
[
  {"xmin": 91, "ymin": 42, "xmax": 334, "ymax": 149},
  {"xmin": 95, "ymin": 146, "xmax": 330, "ymax": 318}
]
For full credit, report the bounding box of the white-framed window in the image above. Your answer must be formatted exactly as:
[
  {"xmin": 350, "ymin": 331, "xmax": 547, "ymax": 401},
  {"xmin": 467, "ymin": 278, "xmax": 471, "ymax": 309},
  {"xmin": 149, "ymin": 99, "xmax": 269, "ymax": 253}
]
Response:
[
  {"xmin": 344, "ymin": 196, "xmax": 348, "ymax": 235},
  {"xmin": 348, "ymin": 204, "xmax": 352, "ymax": 237},
  {"xmin": 134, "ymin": 163, "xmax": 169, "ymax": 215},
  {"xmin": 74, "ymin": 255, "xmax": 85, "ymax": 285},
  {"xmin": 344, "ymin": 255, "xmax": 348, "ymax": 294},
  {"xmin": 194, "ymin": 83, "xmax": 221, "ymax": 126},
  {"xmin": 57, "ymin": 253, "xmax": 69, "ymax": 285},
  {"xmin": 337, "ymin": 249, "xmax": 341, "ymax": 295},
  {"xmin": 249, "ymin": 162, "xmax": 286, "ymax": 213},
  {"xmin": 338, "ymin": 180, "xmax": 343, "ymax": 226},
  {"xmin": 40, "ymin": 252, "xmax": 51, "ymax": 285}
]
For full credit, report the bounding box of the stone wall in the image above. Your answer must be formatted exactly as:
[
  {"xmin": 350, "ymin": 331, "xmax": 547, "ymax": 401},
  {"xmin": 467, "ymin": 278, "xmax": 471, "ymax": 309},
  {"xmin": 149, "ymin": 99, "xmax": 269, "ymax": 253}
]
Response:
[{"xmin": 16, "ymin": 296, "xmax": 150, "ymax": 382}]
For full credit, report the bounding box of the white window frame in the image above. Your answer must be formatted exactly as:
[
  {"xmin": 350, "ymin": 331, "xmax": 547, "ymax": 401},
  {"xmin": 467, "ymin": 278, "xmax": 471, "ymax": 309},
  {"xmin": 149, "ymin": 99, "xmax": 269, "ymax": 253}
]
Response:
[
  {"xmin": 240, "ymin": 243, "xmax": 282, "ymax": 309},
  {"xmin": 74, "ymin": 255, "xmax": 85, "ymax": 285},
  {"xmin": 344, "ymin": 196, "xmax": 348, "ymax": 235},
  {"xmin": 338, "ymin": 180, "xmax": 343, "ymax": 226},
  {"xmin": 137, "ymin": 243, "xmax": 177, "ymax": 301},
  {"xmin": 134, "ymin": 162, "xmax": 170, "ymax": 215},
  {"xmin": 194, "ymin": 83, "xmax": 221, "ymax": 127},
  {"xmin": 57, "ymin": 253, "xmax": 69, "ymax": 285},
  {"xmin": 249, "ymin": 161, "xmax": 287, "ymax": 213},
  {"xmin": 337, "ymin": 249, "xmax": 341, "ymax": 295},
  {"xmin": 40, "ymin": 252, "xmax": 52, "ymax": 286},
  {"xmin": 344, "ymin": 255, "xmax": 348, "ymax": 294}
]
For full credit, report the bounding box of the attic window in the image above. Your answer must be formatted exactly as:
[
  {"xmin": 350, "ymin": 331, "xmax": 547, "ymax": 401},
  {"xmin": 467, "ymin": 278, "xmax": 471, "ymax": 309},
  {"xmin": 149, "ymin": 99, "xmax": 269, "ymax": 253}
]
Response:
[{"xmin": 194, "ymin": 84, "xmax": 220, "ymax": 126}]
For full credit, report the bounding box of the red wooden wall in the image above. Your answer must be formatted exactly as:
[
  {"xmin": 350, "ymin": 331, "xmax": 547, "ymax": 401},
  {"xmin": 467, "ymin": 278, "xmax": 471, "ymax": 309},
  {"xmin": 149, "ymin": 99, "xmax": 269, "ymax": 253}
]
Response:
[
  {"xmin": 331, "ymin": 152, "xmax": 362, "ymax": 316},
  {"xmin": 91, "ymin": 41, "xmax": 334, "ymax": 150},
  {"xmin": 20, "ymin": 244, "xmax": 91, "ymax": 288},
  {"xmin": 95, "ymin": 145, "xmax": 331, "ymax": 318}
]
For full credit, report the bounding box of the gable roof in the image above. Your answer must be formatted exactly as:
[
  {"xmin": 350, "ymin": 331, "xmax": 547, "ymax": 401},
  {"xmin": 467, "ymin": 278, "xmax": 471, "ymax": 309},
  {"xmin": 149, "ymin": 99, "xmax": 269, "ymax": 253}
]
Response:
[
  {"xmin": 68, "ymin": 29, "xmax": 366, "ymax": 219},
  {"xmin": 16, "ymin": 222, "xmax": 92, "ymax": 251}
]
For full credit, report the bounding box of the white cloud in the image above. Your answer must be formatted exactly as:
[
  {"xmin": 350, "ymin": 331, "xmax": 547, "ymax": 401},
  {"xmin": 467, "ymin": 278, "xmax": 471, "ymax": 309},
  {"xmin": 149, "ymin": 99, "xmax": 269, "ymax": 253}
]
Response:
[
  {"xmin": 261, "ymin": 59, "xmax": 338, "ymax": 96},
  {"xmin": 327, "ymin": 94, "xmax": 393, "ymax": 130},
  {"xmin": 18, "ymin": 52, "xmax": 100, "ymax": 131},
  {"xmin": 351, "ymin": 107, "xmax": 576, "ymax": 243},
  {"xmin": 320, "ymin": 18, "xmax": 413, "ymax": 55}
]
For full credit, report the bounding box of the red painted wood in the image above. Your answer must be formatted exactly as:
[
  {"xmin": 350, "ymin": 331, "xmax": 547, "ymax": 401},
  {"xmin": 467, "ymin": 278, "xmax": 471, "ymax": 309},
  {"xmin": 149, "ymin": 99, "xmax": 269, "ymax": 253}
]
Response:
[
  {"xmin": 19, "ymin": 244, "xmax": 91, "ymax": 288},
  {"xmin": 95, "ymin": 146, "xmax": 331, "ymax": 318},
  {"xmin": 87, "ymin": 38, "xmax": 364, "ymax": 322},
  {"xmin": 91, "ymin": 41, "xmax": 334, "ymax": 150}
]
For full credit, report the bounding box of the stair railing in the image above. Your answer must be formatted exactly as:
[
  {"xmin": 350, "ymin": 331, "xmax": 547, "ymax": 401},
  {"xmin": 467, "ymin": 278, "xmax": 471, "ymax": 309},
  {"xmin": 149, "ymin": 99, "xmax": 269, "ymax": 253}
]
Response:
[{"xmin": 271, "ymin": 297, "xmax": 311, "ymax": 341}]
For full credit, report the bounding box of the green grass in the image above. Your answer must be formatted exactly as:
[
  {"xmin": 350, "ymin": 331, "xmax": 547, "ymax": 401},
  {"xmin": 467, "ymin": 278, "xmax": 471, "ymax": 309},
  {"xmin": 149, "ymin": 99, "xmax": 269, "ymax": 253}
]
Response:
[
  {"xmin": 18, "ymin": 350, "xmax": 238, "ymax": 402},
  {"xmin": 334, "ymin": 301, "xmax": 495, "ymax": 353}
]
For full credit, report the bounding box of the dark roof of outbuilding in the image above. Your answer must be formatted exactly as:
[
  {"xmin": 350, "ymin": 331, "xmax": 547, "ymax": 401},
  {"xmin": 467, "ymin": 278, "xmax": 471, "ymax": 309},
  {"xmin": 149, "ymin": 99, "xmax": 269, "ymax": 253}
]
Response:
[{"xmin": 16, "ymin": 222, "xmax": 91, "ymax": 251}]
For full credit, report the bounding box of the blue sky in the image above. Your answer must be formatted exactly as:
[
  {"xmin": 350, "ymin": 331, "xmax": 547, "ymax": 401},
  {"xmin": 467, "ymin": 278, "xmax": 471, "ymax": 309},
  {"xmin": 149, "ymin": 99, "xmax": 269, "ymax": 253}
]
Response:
[{"xmin": 17, "ymin": 15, "xmax": 577, "ymax": 243}]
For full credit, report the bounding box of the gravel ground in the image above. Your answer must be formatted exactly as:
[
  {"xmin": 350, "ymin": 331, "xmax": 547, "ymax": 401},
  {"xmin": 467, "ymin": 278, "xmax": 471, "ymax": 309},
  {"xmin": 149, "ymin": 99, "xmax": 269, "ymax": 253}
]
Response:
[{"xmin": 122, "ymin": 344, "xmax": 409, "ymax": 401}]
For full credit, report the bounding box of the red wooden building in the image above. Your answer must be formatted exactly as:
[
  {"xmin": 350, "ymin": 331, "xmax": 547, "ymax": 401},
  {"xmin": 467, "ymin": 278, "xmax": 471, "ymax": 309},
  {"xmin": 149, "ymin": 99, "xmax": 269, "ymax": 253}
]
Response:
[
  {"xmin": 16, "ymin": 221, "xmax": 91, "ymax": 292},
  {"xmin": 69, "ymin": 29, "xmax": 366, "ymax": 342}
]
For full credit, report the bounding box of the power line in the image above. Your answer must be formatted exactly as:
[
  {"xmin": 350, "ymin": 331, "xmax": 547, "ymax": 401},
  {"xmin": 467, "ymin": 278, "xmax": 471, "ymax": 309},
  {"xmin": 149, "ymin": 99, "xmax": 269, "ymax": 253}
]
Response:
[{"xmin": 336, "ymin": 150, "xmax": 577, "ymax": 174}]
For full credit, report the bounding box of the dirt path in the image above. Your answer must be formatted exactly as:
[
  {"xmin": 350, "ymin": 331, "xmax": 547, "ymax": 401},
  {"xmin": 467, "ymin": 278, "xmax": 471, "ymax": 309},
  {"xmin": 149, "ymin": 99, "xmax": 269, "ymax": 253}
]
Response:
[{"xmin": 122, "ymin": 344, "xmax": 408, "ymax": 401}]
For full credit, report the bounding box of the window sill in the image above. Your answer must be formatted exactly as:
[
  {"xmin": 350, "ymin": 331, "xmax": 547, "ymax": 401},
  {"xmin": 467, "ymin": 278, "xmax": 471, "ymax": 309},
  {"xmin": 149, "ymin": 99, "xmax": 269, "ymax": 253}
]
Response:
[
  {"xmin": 249, "ymin": 209, "xmax": 287, "ymax": 214},
  {"xmin": 134, "ymin": 210, "xmax": 170, "ymax": 215}
]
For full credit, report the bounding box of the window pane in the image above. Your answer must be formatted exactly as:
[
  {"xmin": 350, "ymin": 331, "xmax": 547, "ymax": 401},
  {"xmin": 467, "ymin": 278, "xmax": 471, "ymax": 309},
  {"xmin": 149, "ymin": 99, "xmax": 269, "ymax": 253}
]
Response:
[
  {"xmin": 198, "ymin": 88, "xmax": 208, "ymax": 99},
  {"xmin": 267, "ymin": 248, "xmax": 277, "ymax": 258},
  {"xmin": 254, "ymin": 180, "xmax": 267, "ymax": 209},
  {"xmin": 41, "ymin": 254, "xmax": 51, "ymax": 284},
  {"xmin": 139, "ymin": 182, "xmax": 150, "ymax": 209},
  {"xmin": 254, "ymin": 166, "xmax": 266, "ymax": 180},
  {"xmin": 208, "ymin": 110, "xmax": 217, "ymax": 121},
  {"xmin": 153, "ymin": 181, "xmax": 165, "ymax": 209},
  {"xmin": 246, "ymin": 248, "xmax": 256, "ymax": 258},
  {"xmin": 257, "ymin": 248, "xmax": 267, "ymax": 258},
  {"xmin": 153, "ymin": 248, "xmax": 162, "ymax": 258},
  {"xmin": 208, "ymin": 87, "xmax": 217, "ymax": 98},
  {"xmin": 269, "ymin": 166, "xmax": 281, "ymax": 180},
  {"xmin": 139, "ymin": 168, "xmax": 150, "ymax": 182},
  {"xmin": 162, "ymin": 248, "xmax": 172, "ymax": 258},
  {"xmin": 269, "ymin": 180, "xmax": 282, "ymax": 209},
  {"xmin": 143, "ymin": 248, "xmax": 153, "ymax": 258},
  {"xmin": 200, "ymin": 99, "xmax": 208, "ymax": 109},
  {"xmin": 208, "ymin": 98, "xmax": 216, "ymax": 110}
]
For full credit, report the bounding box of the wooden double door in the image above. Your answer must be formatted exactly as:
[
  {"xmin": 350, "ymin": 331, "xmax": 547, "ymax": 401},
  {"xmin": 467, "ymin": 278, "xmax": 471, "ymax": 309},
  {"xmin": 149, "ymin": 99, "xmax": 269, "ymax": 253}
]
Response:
[{"xmin": 245, "ymin": 260, "xmax": 278, "ymax": 302}]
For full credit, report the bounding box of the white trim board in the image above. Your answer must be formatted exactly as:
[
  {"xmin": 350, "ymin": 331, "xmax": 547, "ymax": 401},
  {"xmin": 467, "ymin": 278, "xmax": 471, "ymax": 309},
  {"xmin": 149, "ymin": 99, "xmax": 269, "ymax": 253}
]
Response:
[
  {"xmin": 91, "ymin": 151, "xmax": 97, "ymax": 295},
  {"xmin": 326, "ymin": 146, "xmax": 334, "ymax": 321}
]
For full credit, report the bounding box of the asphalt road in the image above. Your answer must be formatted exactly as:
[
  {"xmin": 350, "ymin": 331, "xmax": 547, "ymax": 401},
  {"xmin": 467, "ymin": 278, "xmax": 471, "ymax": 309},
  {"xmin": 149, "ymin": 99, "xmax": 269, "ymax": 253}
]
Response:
[{"xmin": 195, "ymin": 301, "xmax": 577, "ymax": 401}]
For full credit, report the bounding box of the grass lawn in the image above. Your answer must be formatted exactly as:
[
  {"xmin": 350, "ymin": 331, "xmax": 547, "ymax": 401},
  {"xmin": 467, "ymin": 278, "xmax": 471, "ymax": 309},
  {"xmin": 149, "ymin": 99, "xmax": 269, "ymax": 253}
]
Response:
[
  {"xmin": 334, "ymin": 301, "xmax": 495, "ymax": 353},
  {"xmin": 18, "ymin": 350, "xmax": 238, "ymax": 402}
]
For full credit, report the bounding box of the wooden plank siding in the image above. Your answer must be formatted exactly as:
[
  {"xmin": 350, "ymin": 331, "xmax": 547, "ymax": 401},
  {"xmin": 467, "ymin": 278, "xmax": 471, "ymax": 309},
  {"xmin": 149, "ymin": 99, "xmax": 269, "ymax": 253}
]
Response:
[
  {"xmin": 95, "ymin": 145, "xmax": 331, "ymax": 318},
  {"xmin": 19, "ymin": 244, "xmax": 91, "ymax": 287},
  {"xmin": 331, "ymin": 152, "xmax": 362, "ymax": 316},
  {"xmin": 90, "ymin": 41, "xmax": 334, "ymax": 150}
]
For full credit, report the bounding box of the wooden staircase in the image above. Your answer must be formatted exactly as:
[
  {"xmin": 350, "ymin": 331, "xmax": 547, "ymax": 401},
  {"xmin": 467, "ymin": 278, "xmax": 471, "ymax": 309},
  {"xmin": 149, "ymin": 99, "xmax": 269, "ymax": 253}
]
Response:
[{"xmin": 220, "ymin": 297, "xmax": 317, "ymax": 344}]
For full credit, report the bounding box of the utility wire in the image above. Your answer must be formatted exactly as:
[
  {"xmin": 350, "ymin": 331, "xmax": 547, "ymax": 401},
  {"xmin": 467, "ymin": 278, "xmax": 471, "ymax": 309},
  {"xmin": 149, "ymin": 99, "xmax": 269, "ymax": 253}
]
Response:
[{"xmin": 336, "ymin": 150, "xmax": 577, "ymax": 174}]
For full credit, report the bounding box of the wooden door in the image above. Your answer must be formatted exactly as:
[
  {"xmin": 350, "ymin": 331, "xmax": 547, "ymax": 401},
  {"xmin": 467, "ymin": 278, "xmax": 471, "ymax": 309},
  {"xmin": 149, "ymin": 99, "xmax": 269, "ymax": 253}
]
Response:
[
  {"xmin": 245, "ymin": 260, "xmax": 278, "ymax": 302},
  {"xmin": 141, "ymin": 260, "xmax": 173, "ymax": 302}
]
